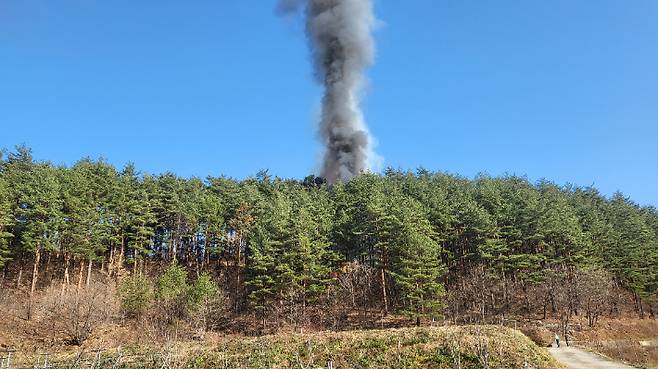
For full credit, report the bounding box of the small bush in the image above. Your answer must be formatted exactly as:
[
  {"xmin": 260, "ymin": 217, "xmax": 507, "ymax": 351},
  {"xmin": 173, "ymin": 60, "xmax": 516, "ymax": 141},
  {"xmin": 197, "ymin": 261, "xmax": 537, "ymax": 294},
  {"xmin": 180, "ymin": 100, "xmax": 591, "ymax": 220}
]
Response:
[
  {"xmin": 157, "ymin": 264, "xmax": 189, "ymax": 303},
  {"xmin": 156, "ymin": 264, "xmax": 191, "ymax": 323},
  {"xmin": 116, "ymin": 265, "xmax": 227, "ymax": 338},
  {"xmin": 188, "ymin": 273, "xmax": 218, "ymax": 310},
  {"xmin": 118, "ymin": 274, "xmax": 153, "ymax": 318},
  {"xmin": 188, "ymin": 273, "xmax": 225, "ymax": 332}
]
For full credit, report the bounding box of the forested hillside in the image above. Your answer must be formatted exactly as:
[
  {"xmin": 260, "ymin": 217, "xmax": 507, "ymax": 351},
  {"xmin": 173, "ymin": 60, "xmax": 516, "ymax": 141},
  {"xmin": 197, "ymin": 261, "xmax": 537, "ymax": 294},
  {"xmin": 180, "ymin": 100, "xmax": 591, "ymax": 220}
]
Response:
[{"xmin": 1, "ymin": 145, "xmax": 657, "ymax": 336}]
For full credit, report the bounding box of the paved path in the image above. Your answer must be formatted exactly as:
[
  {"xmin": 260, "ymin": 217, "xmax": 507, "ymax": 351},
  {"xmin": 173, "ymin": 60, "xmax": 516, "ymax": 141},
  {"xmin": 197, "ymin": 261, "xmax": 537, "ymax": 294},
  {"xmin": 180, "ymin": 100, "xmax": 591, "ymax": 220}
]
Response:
[{"xmin": 548, "ymin": 346, "xmax": 635, "ymax": 369}]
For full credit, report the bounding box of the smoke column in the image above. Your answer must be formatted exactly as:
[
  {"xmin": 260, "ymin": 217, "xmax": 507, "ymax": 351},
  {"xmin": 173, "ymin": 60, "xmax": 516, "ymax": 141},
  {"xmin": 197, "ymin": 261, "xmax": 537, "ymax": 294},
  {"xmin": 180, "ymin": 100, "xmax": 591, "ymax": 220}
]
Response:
[{"xmin": 278, "ymin": 0, "xmax": 378, "ymax": 184}]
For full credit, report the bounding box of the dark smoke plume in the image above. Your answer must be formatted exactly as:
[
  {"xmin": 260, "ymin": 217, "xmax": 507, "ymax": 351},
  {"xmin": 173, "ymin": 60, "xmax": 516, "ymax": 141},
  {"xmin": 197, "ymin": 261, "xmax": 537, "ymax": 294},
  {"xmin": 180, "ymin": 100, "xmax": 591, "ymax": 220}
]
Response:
[{"xmin": 278, "ymin": 0, "xmax": 378, "ymax": 184}]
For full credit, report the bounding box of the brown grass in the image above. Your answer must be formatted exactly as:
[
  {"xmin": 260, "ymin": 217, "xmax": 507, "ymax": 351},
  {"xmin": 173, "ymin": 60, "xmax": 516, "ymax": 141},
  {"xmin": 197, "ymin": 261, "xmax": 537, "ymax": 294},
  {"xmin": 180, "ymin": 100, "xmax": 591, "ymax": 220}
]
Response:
[
  {"xmin": 570, "ymin": 318, "xmax": 658, "ymax": 368},
  {"xmin": 6, "ymin": 325, "xmax": 565, "ymax": 369}
]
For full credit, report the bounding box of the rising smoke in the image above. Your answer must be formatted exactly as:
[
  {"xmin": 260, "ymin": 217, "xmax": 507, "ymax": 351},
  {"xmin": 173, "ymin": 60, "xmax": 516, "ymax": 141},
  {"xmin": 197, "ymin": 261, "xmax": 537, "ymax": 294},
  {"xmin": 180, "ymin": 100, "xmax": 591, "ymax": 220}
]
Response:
[{"xmin": 278, "ymin": 0, "xmax": 378, "ymax": 184}]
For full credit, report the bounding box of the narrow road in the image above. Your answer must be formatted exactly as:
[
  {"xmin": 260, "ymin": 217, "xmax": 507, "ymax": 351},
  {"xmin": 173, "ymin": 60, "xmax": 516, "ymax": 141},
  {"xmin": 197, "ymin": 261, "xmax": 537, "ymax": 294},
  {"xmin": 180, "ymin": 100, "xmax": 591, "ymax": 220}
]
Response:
[{"xmin": 548, "ymin": 346, "xmax": 635, "ymax": 369}]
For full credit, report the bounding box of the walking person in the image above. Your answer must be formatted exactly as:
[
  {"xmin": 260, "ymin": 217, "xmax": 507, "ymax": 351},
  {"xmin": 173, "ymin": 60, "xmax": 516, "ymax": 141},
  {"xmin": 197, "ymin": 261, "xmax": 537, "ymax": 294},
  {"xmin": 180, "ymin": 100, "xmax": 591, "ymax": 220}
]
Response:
[{"xmin": 555, "ymin": 334, "xmax": 561, "ymax": 348}]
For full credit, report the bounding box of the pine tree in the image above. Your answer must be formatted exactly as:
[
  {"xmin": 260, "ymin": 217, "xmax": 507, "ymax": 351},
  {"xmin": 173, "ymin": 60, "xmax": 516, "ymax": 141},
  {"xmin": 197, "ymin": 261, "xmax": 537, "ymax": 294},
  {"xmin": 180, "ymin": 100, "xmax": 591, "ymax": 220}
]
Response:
[
  {"xmin": 199, "ymin": 186, "xmax": 224, "ymax": 270},
  {"xmin": 123, "ymin": 168, "xmax": 155, "ymax": 272},
  {"xmin": 58, "ymin": 159, "xmax": 116, "ymax": 287},
  {"xmin": 4, "ymin": 147, "xmax": 62, "ymax": 318},
  {"xmin": 569, "ymin": 186, "xmax": 615, "ymax": 266},
  {"xmin": 389, "ymin": 196, "xmax": 446, "ymax": 325},
  {"xmin": 0, "ymin": 160, "xmax": 13, "ymax": 268},
  {"xmin": 537, "ymin": 181, "xmax": 586, "ymax": 264},
  {"xmin": 245, "ymin": 190, "xmax": 290, "ymax": 326},
  {"xmin": 246, "ymin": 223, "xmax": 280, "ymax": 328},
  {"xmin": 608, "ymin": 193, "xmax": 658, "ymax": 315},
  {"xmin": 288, "ymin": 189, "xmax": 336, "ymax": 315}
]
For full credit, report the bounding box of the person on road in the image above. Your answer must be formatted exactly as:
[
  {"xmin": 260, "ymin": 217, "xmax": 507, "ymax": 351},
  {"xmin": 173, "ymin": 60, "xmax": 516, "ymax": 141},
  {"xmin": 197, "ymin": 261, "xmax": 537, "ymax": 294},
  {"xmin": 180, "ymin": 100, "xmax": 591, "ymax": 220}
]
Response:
[{"xmin": 555, "ymin": 334, "xmax": 561, "ymax": 348}]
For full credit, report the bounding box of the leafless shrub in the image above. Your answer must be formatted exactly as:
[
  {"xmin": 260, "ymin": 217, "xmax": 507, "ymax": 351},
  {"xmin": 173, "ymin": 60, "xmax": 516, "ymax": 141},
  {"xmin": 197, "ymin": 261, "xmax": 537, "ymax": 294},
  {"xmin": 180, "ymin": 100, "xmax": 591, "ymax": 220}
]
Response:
[
  {"xmin": 577, "ymin": 268, "xmax": 614, "ymax": 327},
  {"xmin": 38, "ymin": 282, "xmax": 117, "ymax": 345},
  {"xmin": 320, "ymin": 262, "xmax": 380, "ymax": 330},
  {"xmin": 446, "ymin": 265, "xmax": 503, "ymax": 324},
  {"xmin": 192, "ymin": 287, "xmax": 229, "ymax": 335},
  {"xmin": 336, "ymin": 262, "xmax": 378, "ymax": 313},
  {"xmin": 278, "ymin": 287, "xmax": 305, "ymax": 330}
]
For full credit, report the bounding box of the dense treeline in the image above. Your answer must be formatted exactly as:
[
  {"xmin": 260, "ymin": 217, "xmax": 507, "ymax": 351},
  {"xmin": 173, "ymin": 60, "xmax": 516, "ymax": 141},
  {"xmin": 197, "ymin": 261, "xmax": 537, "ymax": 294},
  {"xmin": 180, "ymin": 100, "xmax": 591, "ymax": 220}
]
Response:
[{"xmin": 1, "ymin": 145, "xmax": 657, "ymax": 332}]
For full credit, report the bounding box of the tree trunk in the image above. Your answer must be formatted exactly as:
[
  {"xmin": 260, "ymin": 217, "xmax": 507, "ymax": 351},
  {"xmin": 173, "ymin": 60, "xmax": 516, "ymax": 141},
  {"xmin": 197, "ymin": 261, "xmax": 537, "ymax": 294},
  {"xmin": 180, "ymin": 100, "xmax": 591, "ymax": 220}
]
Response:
[
  {"xmin": 204, "ymin": 242, "xmax": 210, "ymax": 271},
  {"xmin": 117, "ymin": 236, "xmax": 125, "ymax": 277},
  {"xmin": 77, "ymin": 259, "xmax": 85, "ymax": 292},
  {"xmin": 302, "ymin": 281, "xmax": 307, "ymax": 320},
  {"xmin": 44, "ymin": 252, "xmax": 52, "ymax": 279},
  {"xmin": 380, "ymin": 267, "xmax": 388, "ymax": 314},
  {"xmin": 234, "ymin": 237, "xmax": 242, "ymax": 313},
  {"xmin": 28, "ymin": 248, "xmax": 41, "ymax": 320},
  {"xmin": 195, "ymin": 250, "xmax": 200, "ymax": 278},
  {"xmin": 172, "ymin": 235, "xmax": 177, "ymax": 263},
  {"xmin": 86, "ymin": 258, "xmax": 92, "ymax": 287},
  {"xmin": 62, "ymin": 253, "xmax": 71, "ymax": 296},
  {"xmin": 16, "ymin": 266, "xmax": 23, "ymax": 288},
  {"xmin": 261, "ymin": 313, "xmax": 266, "ymax": 332},
  {"xmin": 108, "ymin": 243, "xmax": 115, "ymax": 277}
]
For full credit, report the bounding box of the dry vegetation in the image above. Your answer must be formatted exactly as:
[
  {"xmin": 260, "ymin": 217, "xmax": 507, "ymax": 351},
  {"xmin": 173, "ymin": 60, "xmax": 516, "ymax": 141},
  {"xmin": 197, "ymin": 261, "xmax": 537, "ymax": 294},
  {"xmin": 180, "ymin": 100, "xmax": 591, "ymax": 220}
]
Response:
[
  {"xmin": 0, "ymin": 277, "xmax": 570, "ymax": 369},
  {"xmin": 4, "ymin": 326, "xmax": 565, "ymax": 369},
  {"xmin": 2, "ymin": 269, "xmax": 657, "ymax": 368},
  {"xmin": 4, "ymin": 276, "xmax": 658, "ymax": 369},
  {"xmin": 38, "ymin": 283, "xmax": 117, "ymax": 345},
  {"xmin": 571, "ymin": 319, "xmax": 658, "ymax": 368}
]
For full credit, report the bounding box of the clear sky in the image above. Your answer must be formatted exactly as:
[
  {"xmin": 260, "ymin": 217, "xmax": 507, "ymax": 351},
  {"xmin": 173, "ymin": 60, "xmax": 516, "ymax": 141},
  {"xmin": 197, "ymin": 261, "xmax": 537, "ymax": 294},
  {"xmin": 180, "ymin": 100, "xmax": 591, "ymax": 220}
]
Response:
[{"xmin": 1, "ymin": 1, "xmax": 656, "ymax": 206}]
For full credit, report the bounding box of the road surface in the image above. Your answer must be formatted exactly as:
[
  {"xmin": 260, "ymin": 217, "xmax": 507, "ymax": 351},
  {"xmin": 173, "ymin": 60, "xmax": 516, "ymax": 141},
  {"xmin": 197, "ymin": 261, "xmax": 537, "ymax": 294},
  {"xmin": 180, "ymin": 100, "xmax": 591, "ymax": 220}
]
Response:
[{"xmin": 548, "ymin": 346, "xmax": 635, "ymax": 369}]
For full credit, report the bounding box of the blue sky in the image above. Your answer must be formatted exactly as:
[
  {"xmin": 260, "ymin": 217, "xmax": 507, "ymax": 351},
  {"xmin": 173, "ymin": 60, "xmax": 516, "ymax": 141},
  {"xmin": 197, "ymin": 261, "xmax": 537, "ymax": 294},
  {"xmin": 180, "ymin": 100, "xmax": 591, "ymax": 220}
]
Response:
[{"xmin": 1, "ymin": 0, "xmax": 656, "ymax": 206}]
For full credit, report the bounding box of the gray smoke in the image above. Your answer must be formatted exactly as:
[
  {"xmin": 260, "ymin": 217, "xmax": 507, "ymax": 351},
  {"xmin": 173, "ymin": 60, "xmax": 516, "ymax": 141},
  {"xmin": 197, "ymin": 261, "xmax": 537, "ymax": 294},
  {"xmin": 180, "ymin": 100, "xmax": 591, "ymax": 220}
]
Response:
[{"xmin": 278, "ymin": 0, "xmax": 378, "ymax": 184}]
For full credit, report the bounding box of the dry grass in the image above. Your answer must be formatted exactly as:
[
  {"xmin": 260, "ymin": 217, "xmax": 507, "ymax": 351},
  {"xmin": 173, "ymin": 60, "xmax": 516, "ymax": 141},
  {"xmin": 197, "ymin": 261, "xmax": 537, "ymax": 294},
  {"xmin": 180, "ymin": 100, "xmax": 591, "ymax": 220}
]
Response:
[
  {"xmin": 586, "ymin": 341, "xmax": 658, "ymax": 369},
  {"xmin": 6, "ymin": 325, "xmax": 564, "ymax": 369},
  {"xmin": 571, "ymin": 318, "xmax": 658, "ymax": 369}
]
